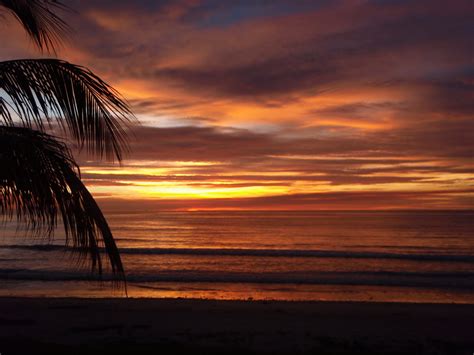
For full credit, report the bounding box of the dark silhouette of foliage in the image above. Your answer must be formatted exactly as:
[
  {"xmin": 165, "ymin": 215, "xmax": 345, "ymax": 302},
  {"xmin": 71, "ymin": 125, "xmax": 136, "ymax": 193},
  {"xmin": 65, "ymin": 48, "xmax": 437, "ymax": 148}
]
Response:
[
  {"xmin": 0, "ymin": 126, "xmax": 124, "ymax": 276},
  {"xmin": 0, "ymin": 0, "xmax": 68, "ymax": 52},
  {"xmin": 0, "ymin": 59, "xmax": 131, "ymax": 161},
  {"xmin": 0, "ymin": 0, "xmax": 133, "ymax": 281}
]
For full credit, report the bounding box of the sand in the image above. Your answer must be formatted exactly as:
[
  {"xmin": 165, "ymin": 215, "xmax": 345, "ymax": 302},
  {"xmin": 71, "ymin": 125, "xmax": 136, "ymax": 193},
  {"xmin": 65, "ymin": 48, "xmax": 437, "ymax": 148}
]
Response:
[{"xmin": 1, "ymin": 297, "xmax": 473, "ymax": 354}]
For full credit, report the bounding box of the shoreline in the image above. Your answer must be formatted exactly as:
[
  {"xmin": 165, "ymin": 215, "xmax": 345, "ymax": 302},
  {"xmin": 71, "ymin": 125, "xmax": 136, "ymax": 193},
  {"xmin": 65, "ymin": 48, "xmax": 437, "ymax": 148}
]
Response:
[
  {"xmin": 2, "ymin": 279, "xmax": 473, "ymax": 303},
  {"xmin": 2, "ymin": 295, "xmax": 474, "ymax": 304},
  {"xmin": 1, "ymin": 297, "xmax": 473, "ymax": 354}
]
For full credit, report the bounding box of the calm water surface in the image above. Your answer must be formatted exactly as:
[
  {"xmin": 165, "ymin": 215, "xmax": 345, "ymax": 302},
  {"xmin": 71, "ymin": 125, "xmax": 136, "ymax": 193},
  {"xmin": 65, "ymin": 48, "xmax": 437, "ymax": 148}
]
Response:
[{"xmin": 0, "ymin": 211, "xmax": 473, "ymax": 302}]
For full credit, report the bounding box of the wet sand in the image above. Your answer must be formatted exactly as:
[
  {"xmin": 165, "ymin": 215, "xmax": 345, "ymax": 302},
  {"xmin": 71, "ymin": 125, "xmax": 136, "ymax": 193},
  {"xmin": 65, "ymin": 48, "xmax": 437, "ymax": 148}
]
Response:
[{"xmin": 1, "ymin": 297, "xmax": 473, "ymax": 354}]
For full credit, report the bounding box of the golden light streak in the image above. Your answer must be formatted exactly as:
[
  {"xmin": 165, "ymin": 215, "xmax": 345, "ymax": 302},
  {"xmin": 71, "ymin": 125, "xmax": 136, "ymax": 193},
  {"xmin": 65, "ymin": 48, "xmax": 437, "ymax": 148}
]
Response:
[
  {"xmin": 89, "ymin": 182, "xmax": 289, "ymax": 199},
  {"xmin": 80, "ymin": 155, "xmax": 474, "ymax": 208}
]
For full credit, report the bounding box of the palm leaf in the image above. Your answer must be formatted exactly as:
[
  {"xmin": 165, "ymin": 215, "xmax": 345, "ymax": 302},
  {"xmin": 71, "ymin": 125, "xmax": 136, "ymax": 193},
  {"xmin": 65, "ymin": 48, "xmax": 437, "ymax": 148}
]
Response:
[
  {"xmin": 0, "ymin": 126, "xmax": 125, "ymax": 279},
  {"xmin": 0, "ymin": 98, "xmax": 12, "ymax": 124},
  {"xmin": 0, "ymin": 59, "xmax": 133, "ymax": 161},
  {"xmin": 0, "ymin": 0, "xmax": 69, "ymax": 52}
]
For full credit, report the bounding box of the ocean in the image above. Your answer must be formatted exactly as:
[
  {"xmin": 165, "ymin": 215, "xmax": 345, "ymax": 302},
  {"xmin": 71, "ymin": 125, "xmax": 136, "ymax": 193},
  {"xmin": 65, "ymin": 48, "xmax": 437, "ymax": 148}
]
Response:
[{"xmin": 1, "ymin": 211, "xmax": 473, "ymax": 303}]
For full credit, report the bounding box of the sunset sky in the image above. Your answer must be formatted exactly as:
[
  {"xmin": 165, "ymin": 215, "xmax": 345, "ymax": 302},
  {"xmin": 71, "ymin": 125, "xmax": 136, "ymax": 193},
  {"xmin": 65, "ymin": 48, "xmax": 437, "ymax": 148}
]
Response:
[{"xmin": 2, "ymin": 0, "xmax": 473, "ymax": 210}]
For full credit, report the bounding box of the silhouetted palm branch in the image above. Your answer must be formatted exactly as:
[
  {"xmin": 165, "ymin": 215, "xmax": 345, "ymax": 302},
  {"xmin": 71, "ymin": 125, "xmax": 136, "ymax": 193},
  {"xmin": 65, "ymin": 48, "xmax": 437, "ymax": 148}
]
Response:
[
  {"xmin": 0, "ymin": 126, "xmax": 125, "ymax": 278},
  {"xmin": 0, "ymin": 98, "xmax": 11, "ymax": 122},
  {"xmin": 0, "ymin": 0, "xmax": 68, "ymax": 51},
  {"xmin": 0, "ymin": 1, "xmax": 133, "ymax": 283},
  {"xmin": 0, "ymin": 59, "xmax": 132, "ymax": 161}
]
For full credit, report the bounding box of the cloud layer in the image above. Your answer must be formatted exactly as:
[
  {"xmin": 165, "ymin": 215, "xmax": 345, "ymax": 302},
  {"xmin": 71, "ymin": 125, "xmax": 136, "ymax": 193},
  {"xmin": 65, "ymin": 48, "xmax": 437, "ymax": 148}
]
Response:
[{"xmin": 1, "ymin": 0, "xmax": 472, "ymax": 209}]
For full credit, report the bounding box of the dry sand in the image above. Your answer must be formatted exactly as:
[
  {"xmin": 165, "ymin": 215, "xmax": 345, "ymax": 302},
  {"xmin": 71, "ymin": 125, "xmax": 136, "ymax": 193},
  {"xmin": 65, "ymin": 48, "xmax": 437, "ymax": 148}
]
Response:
[{"xmin": 1, "ymin": 297, "xmax": 473, "ymax": 354}]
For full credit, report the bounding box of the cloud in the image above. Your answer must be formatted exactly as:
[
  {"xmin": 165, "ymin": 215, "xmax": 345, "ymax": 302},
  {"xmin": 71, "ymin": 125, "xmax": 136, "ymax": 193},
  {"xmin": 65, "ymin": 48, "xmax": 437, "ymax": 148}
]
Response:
[
  {"xmin": 79, "ymin": 117, "xmax": 473, "ymax": 163},
  {"xmin": 76, "ymin": 123, "xmax": 473, "ymax": 209},
  {"xmin": 1, "ymin": 0, "xmax": 472, "ymax": 209},
  {"xmin": 97, "ymin": 189, "xmax": 474, "ymax": 212}
]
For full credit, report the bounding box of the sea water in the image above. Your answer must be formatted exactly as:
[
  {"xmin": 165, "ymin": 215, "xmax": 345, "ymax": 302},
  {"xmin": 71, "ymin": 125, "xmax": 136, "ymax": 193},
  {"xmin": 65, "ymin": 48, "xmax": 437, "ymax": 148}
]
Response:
[{"xmin": 0, "ymin": 211, "xmax": 473, "ymax": 302}]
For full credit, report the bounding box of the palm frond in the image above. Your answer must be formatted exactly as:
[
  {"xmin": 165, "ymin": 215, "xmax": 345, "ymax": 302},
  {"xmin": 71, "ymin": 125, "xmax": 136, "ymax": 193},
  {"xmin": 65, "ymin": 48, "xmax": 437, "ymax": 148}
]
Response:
[
  {"xmin": 0, "ymin": 0, "xmax": 69, "ymax": 52},
  {"xmin": 0, "ymin": 98, "xmax": 12, "ymax": 124},
  {"xmin": 0, "ymin": 126, "xmax": 125, "ymax": 279},
  {"xmin": 0, "ymin": 59, "xmax": 133, "ymax": 161}
]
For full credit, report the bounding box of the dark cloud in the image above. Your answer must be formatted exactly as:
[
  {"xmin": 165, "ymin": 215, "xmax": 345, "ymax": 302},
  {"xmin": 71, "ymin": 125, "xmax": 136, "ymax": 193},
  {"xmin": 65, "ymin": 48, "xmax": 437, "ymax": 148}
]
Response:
[
  {"xmin": 94, "ymin": 118, "xmax": 473, "ymax": 163},
  {"xmin": 40, "ymin": 0, "xmax": 467, "ymax": 105}
]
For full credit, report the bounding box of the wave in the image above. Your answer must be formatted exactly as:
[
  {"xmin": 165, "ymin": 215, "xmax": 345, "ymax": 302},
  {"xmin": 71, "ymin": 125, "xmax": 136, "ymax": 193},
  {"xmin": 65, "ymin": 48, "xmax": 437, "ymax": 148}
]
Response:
[
  {"xmin": 0, "ymin": 269, "xmax": 473, "ymax": 289},
  {"xmin": 1, "ymin": 244, "xmax": 474, "ymax": 262}
]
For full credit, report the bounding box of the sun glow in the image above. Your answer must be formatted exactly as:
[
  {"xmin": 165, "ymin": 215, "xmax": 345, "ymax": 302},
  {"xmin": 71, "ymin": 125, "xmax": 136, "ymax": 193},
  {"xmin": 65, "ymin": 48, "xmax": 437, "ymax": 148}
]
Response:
[{"xmin": 82, "ymin": 156, "xmax": 474, "ymax": 205}]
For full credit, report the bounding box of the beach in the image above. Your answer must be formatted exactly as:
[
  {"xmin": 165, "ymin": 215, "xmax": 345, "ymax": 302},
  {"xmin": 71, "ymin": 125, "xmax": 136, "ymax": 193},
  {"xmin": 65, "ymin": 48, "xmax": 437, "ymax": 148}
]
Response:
[{"xmin": 1, "ymin": 297, "xmax": 473, "ymax": 354}]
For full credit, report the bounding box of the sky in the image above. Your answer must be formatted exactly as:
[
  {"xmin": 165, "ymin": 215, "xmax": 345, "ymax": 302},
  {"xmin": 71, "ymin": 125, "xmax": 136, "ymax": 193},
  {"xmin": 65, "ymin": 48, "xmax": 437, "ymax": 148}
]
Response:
[{"xmin": 1, "ymin": 0, "xmax": 473, "ymax": 210}]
